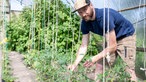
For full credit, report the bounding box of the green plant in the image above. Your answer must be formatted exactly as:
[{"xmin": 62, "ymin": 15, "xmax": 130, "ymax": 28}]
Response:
[
  {"xmin": 97, "ymin": 57, "xmax": 131, "ymax": 82},
  {"xmin": 6, "ymin": 0, "xmax": 80, "ymax": 53},
  {"xmin": 23, "ymin": 49, "xmax": 94, "ymax": 81},
  {"xmin": 2, "ymin": 51, "xmax": 15, "ymax": 82}
]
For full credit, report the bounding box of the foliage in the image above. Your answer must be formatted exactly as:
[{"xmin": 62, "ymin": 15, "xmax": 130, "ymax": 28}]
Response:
[
  {"xmin": 135, "ymin": 36, "xmax": 146, "ymax": 80},
  {"xmin": 6, "ymin": 0, "xmax": 80, "ymax": 53},
  {"xmin": 97, "ymin": 57, "xmax": 131, "ymax": 82},
  {"xmin": 135, "ymin": 52, "xmax": 146, "ymax": 80},
  {"xmin": 23, "ymin": 49, "xmax": 93, "ymax": 82},
  {"xmin": 2, "ymin": 51, "xmax": 15, "ymax": 81}
]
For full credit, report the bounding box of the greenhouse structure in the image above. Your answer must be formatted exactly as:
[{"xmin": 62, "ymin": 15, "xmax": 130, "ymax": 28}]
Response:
[{"xmin": 0, "ymin": 0, "xmax": 146, "ymax": 82}]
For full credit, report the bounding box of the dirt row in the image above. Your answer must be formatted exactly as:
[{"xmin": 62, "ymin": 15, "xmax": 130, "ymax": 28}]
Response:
[{"xmin": 8, "ymin": 51, "xmax": 37, "ymax": 82}]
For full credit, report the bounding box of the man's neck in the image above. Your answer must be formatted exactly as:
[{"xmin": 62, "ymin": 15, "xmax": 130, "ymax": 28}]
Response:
[{"xmin": 91, "ymin": 8, "xmax": 96, "ymax": 21}]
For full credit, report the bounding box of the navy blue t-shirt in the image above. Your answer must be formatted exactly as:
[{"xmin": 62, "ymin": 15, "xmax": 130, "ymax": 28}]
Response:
[{"xmin": 81, "ymin": 8, "xmax": 135, "ymax": 40}]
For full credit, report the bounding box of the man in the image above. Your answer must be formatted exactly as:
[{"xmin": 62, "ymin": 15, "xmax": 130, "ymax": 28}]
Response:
[{"xmin": 67, "ymin": 0, "xmax": 137, "ymax": 81}]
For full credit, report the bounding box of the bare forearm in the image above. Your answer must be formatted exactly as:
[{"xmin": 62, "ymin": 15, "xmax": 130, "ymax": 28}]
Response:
[
  {"xmin": 92, "ymin": 45, "xmax": 116, "ymax": 63},
  {"xmin": 91, "ymin": 30, "xmax": 117, "ymax": 63}
]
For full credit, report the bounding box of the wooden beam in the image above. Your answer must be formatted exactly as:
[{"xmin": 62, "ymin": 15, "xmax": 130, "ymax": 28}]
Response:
[
  {"xmin": 118, "ymin": 4, "xmax": 146, "ymax": 12},
  {"xmin": 136, "ymin": 47, "xmax": 146, "ymax": 52},
  {"xmin": 96, "ymin": 43, "xmax": 146, "ymax": 52},
  {"xmin": 95, "ymin": 41, "xmax": 146, "ymax": 52}
]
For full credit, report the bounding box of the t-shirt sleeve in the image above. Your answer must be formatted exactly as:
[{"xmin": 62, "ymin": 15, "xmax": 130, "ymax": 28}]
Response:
[{"xmin": 81, "ymin": 20, "xmax": 90, "ymax": 34}]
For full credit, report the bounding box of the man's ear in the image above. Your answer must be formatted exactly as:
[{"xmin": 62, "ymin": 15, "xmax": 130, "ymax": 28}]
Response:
[{"xmin": 89, "ymin": 3, "xmax": 93, "ymax": 8}]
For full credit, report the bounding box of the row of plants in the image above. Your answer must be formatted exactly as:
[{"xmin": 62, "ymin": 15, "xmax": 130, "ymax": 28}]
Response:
[
  {"xmin": 2, "ymin": 50, "xmax": 15, "ymax": 82},
  {"xmin": 7, "ymin": 0, "xmax": 80, "ymax": 52}
]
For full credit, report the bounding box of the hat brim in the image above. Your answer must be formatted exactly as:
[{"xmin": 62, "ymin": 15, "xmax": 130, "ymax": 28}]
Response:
[{"xmin": 72, "ymin": 4, "xmax": 88, "ymax": 13}]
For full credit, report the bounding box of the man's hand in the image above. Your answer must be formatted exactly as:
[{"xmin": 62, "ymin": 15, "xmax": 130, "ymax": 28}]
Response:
[
  {"xmin": 83, "ymin": 60, "xmax": 94, "ymax": 68},
  {"xmin": 67, "ymin": 64, "xmax": 78, "ymax": 72}
]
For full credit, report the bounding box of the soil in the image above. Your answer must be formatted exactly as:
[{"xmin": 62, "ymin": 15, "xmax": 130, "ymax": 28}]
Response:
[{"xmin": 8, "ymin": 51, "xmax": 37, "ymax": 82}]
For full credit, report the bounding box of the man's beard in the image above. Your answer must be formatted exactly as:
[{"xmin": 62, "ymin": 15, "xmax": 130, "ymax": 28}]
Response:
[{"xmin": 82, "ymin": 9, "xmax": 94, "ymax": 22}]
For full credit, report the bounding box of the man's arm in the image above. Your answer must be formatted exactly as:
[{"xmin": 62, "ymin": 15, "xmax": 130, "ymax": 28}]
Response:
[
  {"xmin": 91, "ymin": 29, "xmax": 117, "ymax": 63},
  {"xmin": 74, "ymin": 33, "xmax": 89, "ymax": 66},
  {"xmin": 68, "ymin": 33, "xmax": 89, "ymax": 71}
]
